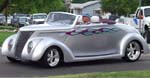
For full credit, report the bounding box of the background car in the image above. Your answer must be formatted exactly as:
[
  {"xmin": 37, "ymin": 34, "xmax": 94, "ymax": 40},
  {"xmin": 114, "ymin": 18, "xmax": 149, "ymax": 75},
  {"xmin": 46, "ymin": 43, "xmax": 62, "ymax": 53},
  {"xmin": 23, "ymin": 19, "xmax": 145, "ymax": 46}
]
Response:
[
  {"xmin": 11, "ymin": 13, "xmax": 29, "ymax": 26},
  {"xmin": 0, "ymin": 13, "xmax": 5, "ymax": 25},
  {"xmin": 30, "ymin": 13, "xmax": 47, "ymax": 24},
  {"xmin": 17, "ymin": 17, "xmax": 29, "ymax": 27}
]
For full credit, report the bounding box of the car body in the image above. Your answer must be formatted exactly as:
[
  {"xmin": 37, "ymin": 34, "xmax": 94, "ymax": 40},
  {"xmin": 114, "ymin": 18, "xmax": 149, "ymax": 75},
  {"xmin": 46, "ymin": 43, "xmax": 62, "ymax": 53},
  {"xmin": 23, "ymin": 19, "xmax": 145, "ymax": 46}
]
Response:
[
  {"xmin": 31, "ymin": 13, "xmax": 47, "ymax": 24},
  {"xmin": 0, "ymin": 13, "xmax": 5, "ymax": 25},
  {"xmin": 1, "ymin": 12, "xmax": 149, "ymax": 67},
  {"xmin": 11, "ymin": 14, "xmax": 29, "ymax": 26},
  {"xmin": 6, "ymin": 16, "xmax": 12, "ymax": 25},
  {"xmin": 2, "ymin": 16, "xmax": 13, "ymax": 25}
]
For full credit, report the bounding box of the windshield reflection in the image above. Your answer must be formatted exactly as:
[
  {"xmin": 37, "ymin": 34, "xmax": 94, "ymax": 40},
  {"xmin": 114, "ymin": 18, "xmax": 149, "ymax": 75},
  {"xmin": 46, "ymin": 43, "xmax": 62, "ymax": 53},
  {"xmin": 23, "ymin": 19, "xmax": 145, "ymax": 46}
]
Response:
[{"xmin": 46, "ymin": 13, "xmax": 76, "ymax": 25}]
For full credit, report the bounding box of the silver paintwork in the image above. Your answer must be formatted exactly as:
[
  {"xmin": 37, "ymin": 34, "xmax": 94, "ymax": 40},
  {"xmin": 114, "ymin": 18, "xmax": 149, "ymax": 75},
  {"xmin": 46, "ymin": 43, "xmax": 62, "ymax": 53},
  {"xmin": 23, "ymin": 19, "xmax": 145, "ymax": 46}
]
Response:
[{"xmin": 1, "ymin": 12, "xmax": 149, "ymax": 63}]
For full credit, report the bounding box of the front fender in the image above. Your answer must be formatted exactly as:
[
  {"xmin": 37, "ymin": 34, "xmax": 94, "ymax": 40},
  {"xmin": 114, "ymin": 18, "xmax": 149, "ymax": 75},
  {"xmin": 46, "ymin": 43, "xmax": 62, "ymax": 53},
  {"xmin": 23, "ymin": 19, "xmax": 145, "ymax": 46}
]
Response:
[
  {"xmin": 120, "ymin": 33, "xmax": 149, "ymax": 56},
  {"xmin": 22, "ymin": 37, "xmax": 74, "ymax": 62},
  {"xmin": 1, "ymin": 34, "xmax": 17, "ymax": 57}
]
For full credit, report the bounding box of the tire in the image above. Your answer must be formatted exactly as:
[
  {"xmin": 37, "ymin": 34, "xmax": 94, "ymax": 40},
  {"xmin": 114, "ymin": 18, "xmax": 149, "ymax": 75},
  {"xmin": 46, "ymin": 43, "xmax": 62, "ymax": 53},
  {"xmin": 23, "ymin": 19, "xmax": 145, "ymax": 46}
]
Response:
[
  {"xmin": 122, "ymin": 41, "xmax": 142, "ymax": 62},
  {"xmin": 41, "ymin": 47, "xmax": 63, "ymax": 68},
  {"xmin": 7, "ymin": 57, "xmax": 20, "ymax": 63},
  {"xmin": 144, "ymin": 30, "xmax": 150, "ymax": 43}
]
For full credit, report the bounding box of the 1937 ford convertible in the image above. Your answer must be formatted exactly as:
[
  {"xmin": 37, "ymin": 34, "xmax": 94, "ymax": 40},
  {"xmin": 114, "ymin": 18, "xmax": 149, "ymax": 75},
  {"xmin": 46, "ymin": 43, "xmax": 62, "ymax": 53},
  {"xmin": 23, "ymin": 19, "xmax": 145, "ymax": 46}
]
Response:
[{"xmin": 1, "ymin": 12, "xmax": 149, "ymax": 67}]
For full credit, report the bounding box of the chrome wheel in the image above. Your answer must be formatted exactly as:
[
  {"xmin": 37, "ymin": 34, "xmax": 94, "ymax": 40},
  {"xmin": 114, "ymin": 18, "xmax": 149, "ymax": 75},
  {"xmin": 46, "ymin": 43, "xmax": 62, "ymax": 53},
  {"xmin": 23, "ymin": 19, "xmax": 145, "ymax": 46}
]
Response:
[
  {"xmin": 122, "ymin": 41, "xmax": 141, "ymax": 62},
  {"xmin": 41, "ymin": 47, "xmax": 62, "ymax": 68},
  {"xmin": 47, "ymin": 49, "xmax": 60, "ymax": 67}
]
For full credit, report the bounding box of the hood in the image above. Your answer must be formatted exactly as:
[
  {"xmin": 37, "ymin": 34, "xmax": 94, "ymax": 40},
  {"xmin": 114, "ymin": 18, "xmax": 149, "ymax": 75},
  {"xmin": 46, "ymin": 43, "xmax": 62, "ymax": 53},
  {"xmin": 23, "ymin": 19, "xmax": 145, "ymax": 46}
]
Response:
[{"xmin": 19, "ymin": 23, "xmax": 72, "ymax": 31}]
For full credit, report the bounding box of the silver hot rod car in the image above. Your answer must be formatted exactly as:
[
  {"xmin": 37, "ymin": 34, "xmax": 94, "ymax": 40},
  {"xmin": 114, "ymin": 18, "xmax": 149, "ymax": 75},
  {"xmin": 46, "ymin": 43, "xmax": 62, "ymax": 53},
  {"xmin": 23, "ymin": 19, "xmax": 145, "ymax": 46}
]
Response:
[{"xmin": 1, "ymin": 12, "xmax": 149, "ymax": 67}]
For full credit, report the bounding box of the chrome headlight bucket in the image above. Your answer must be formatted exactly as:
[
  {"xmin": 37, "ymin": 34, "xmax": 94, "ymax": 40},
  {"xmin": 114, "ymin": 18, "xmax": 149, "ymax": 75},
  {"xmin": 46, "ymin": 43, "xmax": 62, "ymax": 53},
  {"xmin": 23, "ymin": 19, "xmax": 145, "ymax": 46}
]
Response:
[
  {"xmin": 27, "ymin": 41, "xmax": 33, "ymax": 53},
  {"xmin": 27, "ymin": 39, "xmax": 42, "ymax": 54},
  {"xmin": 8, "ymin": 39, "xmax": 14, "ymax": 51}
]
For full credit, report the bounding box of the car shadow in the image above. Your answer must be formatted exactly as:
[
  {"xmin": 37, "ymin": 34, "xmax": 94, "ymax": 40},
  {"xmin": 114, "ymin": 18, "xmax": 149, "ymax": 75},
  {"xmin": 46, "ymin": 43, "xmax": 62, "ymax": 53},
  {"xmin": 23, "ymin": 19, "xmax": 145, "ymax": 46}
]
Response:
[
  {"xmin": 5, "ymin": 58, "xmax": 143, "ymax": 69},
  {"xmin": 62, "ymin": 58, "xmax": 140, "ymax": 67}
]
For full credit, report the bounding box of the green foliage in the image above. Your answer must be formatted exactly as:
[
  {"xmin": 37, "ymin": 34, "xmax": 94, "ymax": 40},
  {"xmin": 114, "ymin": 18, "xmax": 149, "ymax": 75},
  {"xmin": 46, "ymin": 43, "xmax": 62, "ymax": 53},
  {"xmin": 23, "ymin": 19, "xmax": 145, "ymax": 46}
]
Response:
[
  {"xmin": 72, "ymin": 0, "xmax": 93, "ymax": 3},
  {"xmin": 0, "ymin": 0, "xmax": 67, "ymax": 14},
  {"xmin": 0, "ymin": 26, "xmax": 16, "ymax": 30},
  {"xmin": 142, "ymin": 0, "xmax": 150, "ymax": 6},
  {"xmin": 101, "ymin": 0, "xmax": 139, "ymax": 16}
]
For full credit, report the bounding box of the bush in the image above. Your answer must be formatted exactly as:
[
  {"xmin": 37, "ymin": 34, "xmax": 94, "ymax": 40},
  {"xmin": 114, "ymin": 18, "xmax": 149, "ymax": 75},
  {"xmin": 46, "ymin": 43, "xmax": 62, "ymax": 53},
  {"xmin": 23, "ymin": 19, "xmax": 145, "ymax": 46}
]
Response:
[{"xmin": 0, "ymin": 26, "xmax": 16, "ymax": 30}]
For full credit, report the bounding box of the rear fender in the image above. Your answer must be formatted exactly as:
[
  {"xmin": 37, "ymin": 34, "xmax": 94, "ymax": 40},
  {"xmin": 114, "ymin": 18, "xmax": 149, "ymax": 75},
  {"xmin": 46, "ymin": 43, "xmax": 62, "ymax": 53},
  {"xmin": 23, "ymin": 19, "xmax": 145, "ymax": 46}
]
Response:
[{"xmin": 120, "ymin": 33, "xmax": 149, "ymax": 56}]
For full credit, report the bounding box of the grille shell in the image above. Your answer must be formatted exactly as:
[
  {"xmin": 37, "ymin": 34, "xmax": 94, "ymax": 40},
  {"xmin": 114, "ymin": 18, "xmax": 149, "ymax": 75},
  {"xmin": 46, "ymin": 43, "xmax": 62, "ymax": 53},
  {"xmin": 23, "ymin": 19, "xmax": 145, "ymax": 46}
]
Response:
[{"xmin": 14, "ymin": 31, "xmax": 34, "ymax": 58}]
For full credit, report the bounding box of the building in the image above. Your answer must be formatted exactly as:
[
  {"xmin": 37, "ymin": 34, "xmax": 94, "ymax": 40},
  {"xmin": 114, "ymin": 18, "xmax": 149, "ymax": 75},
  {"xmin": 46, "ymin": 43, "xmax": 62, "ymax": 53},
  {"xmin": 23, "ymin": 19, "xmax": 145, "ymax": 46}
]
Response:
[{"xmin": 70, "ymin": 0, "xmax": 101, "ymax": 16}]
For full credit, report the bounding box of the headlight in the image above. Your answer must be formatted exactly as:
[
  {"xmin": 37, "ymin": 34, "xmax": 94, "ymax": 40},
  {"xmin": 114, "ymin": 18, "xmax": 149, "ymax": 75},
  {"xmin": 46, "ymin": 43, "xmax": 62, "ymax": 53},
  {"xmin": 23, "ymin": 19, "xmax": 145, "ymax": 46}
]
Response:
[
  {"xmin": 8, "ymin": 39, "xmax": 13, "ymax": 51},
  {"xmin": 27, "ymin": 41, "xmax": 33, "ymax": 53},
  {"xmin": 27, "ymin": 39, "xmax": 42, "ymax": 54}
]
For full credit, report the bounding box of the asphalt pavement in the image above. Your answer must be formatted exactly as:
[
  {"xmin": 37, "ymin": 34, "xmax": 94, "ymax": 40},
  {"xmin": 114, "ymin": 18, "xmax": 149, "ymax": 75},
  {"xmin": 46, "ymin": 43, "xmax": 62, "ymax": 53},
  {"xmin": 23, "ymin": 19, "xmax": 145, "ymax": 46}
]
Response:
[{"xmin": 0, "ymin": 48, "xmax": 150, "ymax": 77}]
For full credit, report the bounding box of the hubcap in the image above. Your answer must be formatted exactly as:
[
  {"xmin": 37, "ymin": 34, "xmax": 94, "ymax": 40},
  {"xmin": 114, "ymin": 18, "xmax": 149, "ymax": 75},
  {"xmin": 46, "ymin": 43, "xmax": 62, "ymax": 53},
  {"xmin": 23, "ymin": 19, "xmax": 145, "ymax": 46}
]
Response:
[
  {"xmin": 47, "ymin": 49, "xmax": 60, "ymax": 67},
  {"xmin": 127, "ymin": 42, "xmax": 141, "ymax": 60}
]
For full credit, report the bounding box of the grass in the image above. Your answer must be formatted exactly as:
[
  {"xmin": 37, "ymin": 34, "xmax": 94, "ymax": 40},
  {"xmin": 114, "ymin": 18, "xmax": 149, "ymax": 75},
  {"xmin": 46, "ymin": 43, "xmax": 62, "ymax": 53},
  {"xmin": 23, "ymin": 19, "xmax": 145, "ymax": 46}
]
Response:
[
  {"xmin": 0, "ymin": 32, "xmax": 15, "ymax": 46},
  {"xmin": 49, "ymin": 71, "xmax": 150, "ymax": 78}
]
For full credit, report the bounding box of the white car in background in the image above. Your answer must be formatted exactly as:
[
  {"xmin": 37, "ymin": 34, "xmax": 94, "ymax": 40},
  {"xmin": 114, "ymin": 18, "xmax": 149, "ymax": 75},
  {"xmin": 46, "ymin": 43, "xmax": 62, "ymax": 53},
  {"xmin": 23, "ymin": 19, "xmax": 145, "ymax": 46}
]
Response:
[{"xmin": 31, "ymin": 13, "xmax": 47, "ymax": 24}]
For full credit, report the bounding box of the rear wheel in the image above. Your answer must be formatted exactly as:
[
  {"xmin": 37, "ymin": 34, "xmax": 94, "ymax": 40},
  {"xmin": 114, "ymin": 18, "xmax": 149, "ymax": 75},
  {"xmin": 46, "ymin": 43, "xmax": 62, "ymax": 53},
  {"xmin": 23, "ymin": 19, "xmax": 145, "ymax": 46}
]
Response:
[
  {"xmin": 41, "ymin": 47, "xmax": 63, "ymax": 68},
  {"xmin": 122, "ymin": 41, "xmax": 142, "ymax": 62},
  {"xmin": 7, "ymin": 57, "xmax": 20, "ymax": 63}
]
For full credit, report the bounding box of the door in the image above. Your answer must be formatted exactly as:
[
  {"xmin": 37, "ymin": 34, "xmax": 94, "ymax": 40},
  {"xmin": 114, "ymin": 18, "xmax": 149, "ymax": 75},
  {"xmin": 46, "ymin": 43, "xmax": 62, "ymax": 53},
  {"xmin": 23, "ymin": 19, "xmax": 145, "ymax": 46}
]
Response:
[
  {"xmin": 65, "ymin": 24, "xmax": 123, "ymax": 57},
  {"xmin": 134, "ymin": 9, "xmax": 144, "ymax": 30}
]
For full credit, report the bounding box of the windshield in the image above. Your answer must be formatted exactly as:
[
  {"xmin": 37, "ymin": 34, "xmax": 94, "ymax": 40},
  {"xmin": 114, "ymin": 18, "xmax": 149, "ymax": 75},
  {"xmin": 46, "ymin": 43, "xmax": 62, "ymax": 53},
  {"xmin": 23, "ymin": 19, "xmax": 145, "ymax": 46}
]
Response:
[
  {"xmin": 46, "ymin": 13, "xmax": 76, "ymax": 25},
  {"xmin": 33, "ymin": 15, "xmax": 47, "ymax": 19},
  {"xmin": 144, "ymin": 8, "xmax": 150, "ymax": 17}
]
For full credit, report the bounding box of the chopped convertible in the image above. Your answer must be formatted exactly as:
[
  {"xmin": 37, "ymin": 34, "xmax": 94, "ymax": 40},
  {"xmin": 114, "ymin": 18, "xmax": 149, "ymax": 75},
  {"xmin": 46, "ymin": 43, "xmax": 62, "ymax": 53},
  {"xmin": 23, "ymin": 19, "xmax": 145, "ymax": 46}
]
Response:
[{"xmin": 1, "ymin": 12, "xmax": 149, "ymax": 67}]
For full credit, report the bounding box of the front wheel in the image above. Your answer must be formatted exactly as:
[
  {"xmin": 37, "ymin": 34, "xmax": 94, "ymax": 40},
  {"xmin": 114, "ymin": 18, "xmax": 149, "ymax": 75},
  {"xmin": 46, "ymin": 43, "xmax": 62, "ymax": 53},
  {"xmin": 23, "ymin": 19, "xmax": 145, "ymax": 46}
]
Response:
[
  {"xmin": 122, "ymin": 41, "xmax": 142, "ymax": 62},
  {"xmin": 41, "ymin": 47, "xmax": 63, "ymax": 68}
]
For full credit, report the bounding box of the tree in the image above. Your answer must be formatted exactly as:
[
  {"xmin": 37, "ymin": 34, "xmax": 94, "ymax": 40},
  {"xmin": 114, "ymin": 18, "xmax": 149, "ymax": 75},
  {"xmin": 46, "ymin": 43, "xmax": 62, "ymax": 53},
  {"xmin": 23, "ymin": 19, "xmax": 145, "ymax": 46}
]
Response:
[
  {"xmin": 0, "ymin": 0, "xmax": 67, "ymax": 14},
  {"xmin": 142, "ymin": 0, "xmax": 150, "ymax": 6},
  {"xmin": 101, "ymin": 0, "xmax": 139, "ymax": 16}
]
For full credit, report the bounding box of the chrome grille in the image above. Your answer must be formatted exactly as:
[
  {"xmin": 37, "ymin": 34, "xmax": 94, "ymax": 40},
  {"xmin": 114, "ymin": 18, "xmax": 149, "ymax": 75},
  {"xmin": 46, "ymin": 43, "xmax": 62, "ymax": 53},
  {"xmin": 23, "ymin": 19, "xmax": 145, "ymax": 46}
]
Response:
[{"xmin": 14, "ymin": 31, "xmax": 34, "ymax": 58}]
